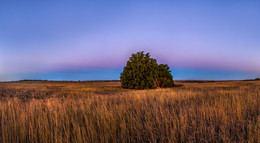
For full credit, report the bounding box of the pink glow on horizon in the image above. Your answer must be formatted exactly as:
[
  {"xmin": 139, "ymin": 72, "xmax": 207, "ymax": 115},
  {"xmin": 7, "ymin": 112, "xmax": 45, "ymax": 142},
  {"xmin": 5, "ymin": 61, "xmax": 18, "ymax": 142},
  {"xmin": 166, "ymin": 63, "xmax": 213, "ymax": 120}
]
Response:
[{"xmin": 0, "ymin": 0, "xmax": 259, "ymax": 80}]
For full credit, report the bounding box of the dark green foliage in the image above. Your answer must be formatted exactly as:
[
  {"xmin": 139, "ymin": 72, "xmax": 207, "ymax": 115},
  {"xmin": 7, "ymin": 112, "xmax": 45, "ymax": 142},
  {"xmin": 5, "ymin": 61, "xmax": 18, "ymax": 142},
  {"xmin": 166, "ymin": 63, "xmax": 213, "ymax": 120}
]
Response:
[
  {"xmin": 157, "ymin": 64, "xmax": 174, "ymax": 88},
  {"xmin": 120, "ymin": 51, "xmax": 158, "ymax": 89},
  {"xmin": 256, "ymin": 78, "xmax": 260, "ymax": 80},
  {"xmin": 120, "ymin": 51, "xmax": 174, "ymax": 89}
]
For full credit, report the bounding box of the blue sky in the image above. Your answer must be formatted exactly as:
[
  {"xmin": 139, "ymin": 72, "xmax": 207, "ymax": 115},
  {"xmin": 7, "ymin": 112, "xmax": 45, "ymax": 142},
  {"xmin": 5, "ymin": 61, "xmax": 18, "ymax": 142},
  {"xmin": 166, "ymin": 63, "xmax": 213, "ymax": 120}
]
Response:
[{"xmin": 0, "ymin": 0, "xmax": 259, "ymax": 81}]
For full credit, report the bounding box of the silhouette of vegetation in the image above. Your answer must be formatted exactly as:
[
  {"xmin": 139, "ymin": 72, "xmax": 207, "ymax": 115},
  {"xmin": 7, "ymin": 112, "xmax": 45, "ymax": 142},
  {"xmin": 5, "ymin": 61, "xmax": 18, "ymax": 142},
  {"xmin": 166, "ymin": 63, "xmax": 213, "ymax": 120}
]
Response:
[
  {"xmin": 120, "ymin": 51, "xmax": 174, "ymax": 89},
  {"xmin": 256, "ymin": 78, "xmax": 260, "ymax": 80}
]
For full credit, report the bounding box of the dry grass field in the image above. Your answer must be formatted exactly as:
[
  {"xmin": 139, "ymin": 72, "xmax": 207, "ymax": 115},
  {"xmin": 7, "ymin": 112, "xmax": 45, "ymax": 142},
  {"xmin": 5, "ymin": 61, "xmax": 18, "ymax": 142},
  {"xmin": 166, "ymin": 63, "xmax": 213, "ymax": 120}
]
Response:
[{"xmin": 0, "ymin": 80, "xmax": 259, "ymax": 142}]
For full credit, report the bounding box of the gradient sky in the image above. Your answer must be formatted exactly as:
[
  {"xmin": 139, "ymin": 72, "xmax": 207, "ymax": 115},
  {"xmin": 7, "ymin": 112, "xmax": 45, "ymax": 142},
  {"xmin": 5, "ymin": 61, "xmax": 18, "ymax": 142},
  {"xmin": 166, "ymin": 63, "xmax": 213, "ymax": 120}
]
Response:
[{"xmin": 0, "ymin": 0, "xmax": 259, "ymax": 81}]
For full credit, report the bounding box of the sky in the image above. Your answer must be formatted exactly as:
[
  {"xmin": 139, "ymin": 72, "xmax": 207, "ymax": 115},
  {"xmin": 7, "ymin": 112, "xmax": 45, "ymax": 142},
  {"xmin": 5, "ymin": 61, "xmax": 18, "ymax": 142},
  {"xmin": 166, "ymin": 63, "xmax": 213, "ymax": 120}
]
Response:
[{"xmin": 0, "ymin": 0, "xmax": 259, "ymax": 81}]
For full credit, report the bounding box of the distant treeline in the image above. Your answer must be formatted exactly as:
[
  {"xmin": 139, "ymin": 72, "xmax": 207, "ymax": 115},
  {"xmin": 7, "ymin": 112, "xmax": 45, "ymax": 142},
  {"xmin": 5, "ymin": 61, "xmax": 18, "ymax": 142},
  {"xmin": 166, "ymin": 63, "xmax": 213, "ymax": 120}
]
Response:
[
  {"xmin": 10, "ymin": 78, "xmax": 260, "ymax": 83},
  {"xmin": 18, "ymin": 79, "xmax": 120, "ymax": 82}
]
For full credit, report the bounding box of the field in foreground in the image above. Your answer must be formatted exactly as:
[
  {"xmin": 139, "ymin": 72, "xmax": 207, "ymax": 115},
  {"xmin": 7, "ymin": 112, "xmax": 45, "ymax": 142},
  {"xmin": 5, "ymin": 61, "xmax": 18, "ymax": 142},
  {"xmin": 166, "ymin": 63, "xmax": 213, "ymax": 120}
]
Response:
[{"xmin": 0, "ymin": 80, "xmax": 259, "ymax": 142}]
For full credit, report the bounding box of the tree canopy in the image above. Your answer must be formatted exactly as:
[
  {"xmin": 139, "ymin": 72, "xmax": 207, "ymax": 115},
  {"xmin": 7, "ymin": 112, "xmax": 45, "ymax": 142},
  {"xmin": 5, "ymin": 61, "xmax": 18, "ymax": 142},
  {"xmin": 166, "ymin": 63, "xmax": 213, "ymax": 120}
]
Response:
[
  {"xmin": 157, "ymin": 64, "xmax": 174, "ymax": 88},
  {"xmin": 120, "ymin": 51, "xmax": 174, "ymax": 89}
]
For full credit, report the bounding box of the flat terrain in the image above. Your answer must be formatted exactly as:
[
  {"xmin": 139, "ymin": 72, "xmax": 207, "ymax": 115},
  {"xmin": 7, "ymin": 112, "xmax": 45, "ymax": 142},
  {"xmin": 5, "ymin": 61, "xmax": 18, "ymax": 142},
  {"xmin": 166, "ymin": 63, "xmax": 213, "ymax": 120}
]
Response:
[{"xmin": 0, "ymin": 80, "xmax": 259, "ymax": 142}]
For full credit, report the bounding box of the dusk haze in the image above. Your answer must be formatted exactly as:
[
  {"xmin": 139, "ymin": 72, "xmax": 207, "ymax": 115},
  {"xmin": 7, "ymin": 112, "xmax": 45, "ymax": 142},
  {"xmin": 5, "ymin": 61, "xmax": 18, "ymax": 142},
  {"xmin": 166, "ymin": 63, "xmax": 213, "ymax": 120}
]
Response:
[{"xmin": 1, "ymin": 0, "xmax": 259, "ymax": 81}]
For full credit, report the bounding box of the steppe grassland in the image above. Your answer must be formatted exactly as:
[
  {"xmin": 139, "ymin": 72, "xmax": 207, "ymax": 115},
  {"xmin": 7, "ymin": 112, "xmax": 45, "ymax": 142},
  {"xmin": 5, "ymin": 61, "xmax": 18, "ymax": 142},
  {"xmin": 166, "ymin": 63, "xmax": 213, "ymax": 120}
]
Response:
[{"xmin": 0, "ymin": 80, "xmax": 259, "ymax": 142}]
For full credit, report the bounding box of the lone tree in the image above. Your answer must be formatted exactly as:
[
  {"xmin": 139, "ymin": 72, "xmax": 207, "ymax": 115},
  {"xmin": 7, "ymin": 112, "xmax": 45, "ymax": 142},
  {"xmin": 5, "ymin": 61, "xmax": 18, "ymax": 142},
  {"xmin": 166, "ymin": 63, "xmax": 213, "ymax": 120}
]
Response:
[{"xmin": 120, "ymin": 51, "xmax": 174, "ymax": 89}]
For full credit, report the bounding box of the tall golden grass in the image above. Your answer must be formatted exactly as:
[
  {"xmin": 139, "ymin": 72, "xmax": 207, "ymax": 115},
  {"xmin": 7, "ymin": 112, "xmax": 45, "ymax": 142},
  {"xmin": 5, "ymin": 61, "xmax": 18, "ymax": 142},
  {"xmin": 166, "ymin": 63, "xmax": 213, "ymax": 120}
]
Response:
[{"xmin": 0, "ymin": 80, "xmax": 259, "ymax": 142}]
